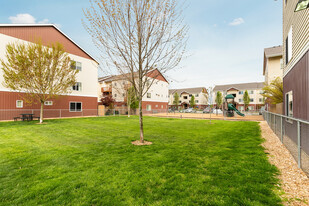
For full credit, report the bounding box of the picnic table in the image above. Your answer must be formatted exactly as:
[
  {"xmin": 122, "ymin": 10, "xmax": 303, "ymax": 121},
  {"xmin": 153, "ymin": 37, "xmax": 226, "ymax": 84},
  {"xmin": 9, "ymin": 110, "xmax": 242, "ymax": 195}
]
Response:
[{"xmin": 14, "ymin": 114, "xmax": 39, "ymax": 121}]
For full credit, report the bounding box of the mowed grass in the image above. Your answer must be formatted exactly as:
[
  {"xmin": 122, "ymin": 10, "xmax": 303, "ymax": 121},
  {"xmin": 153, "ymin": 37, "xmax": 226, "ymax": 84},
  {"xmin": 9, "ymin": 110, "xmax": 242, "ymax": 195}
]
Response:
[{"xmin": 0, "ymin": 116, "xmax": 281, "ymax": 205}]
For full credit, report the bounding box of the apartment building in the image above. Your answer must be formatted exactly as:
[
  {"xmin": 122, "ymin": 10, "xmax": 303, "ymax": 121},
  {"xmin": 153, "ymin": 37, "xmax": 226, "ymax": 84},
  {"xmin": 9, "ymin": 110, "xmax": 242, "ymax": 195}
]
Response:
[
  {"xmin": 282, "ymin": 0, "xmax": 309, "ymax": 121},
  {"xmin": 168, "ymin": 87, "xmax": 208, "ymax": 109},
  {"xmin": 98, "ymin": 69, "xmax": 169, "ymax": 111},
  {"xmin": 213, "ymin": 82, "xmax": 265, "ymax": 111},
  {"xmin": 263, "ymin": 45, "xmax": 283, "ymax": 85},
  {"xmin": 0, "ymin": 24, "xmax": 99, "ymax": 119}
]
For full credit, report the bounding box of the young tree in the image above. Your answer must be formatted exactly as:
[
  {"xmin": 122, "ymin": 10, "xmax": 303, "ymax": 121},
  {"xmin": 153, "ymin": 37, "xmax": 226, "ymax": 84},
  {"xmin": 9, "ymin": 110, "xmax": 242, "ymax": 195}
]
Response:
[
  {"xmin": 261, "ymin": 77, "xmax": 283, "ymax": 104},
  {"xmin": 190, "ymin": 95, "xmax": 195, "ymax": 108},
  {"xmin": 215, "ymin": 91, "xmax": 223, "ymax": 109},
  {"xmin": 127, "ymin": 86, "xmax": 139, "ymax": 116},
  {"xmin": 101, "ymin": 95, "xmax": 115, "ymax": 109},
  {"xmin": 1, "ymin": 41, "xmax": 77, "ymax": 124},
  {"xmin": 173, "ymin": 92, "xmax": 180, "ymax": 110},
  {"xmin": 84, "ymin": 0, "xmax": 188, "ymax": 144},
  {"xmin": 243, "ymin": 90, "xmax": 250, "ymax": 111}
]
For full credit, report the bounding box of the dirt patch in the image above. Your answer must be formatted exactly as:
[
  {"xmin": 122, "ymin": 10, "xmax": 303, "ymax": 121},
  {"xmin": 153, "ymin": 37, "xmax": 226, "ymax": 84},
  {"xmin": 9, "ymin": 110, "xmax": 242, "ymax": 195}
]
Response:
[
  {"xmin": 260, "ymin": 121, "xmax": 309, "ymax": 205},
  {"xmin": 131, "ymin": 140, "xmax": 153, "ymax": 146}
]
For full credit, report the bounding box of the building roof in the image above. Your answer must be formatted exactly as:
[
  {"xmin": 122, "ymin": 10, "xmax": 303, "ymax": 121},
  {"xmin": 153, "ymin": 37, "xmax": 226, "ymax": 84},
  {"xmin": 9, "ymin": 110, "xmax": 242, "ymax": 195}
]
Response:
[
  {"xmin": 264, "ymin": 46, "xmax": 283, "ymax": 58},
  {"xmin": 213, "ymin": 82, "xmax": 264, "ymax": 92},
  {"xmin": 263, "ymin": 45, "xmax": 282, "ymax": 75},
  {"xmin": 169, "ymin": 87, "xmax": 207, "ymax": 95},
  {"xmin": 98, "ymin": 69, "xmax": 168, "ymax": 83},
  {"xmin": 0, "ymin": 24, "xmax": 99, "ymax": 64}
]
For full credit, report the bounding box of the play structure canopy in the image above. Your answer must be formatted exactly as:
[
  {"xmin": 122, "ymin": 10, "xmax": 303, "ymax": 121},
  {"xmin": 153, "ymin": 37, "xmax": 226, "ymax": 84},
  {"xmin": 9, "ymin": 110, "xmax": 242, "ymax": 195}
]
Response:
[{"xmin": 225, "ymin": 94, "xmax": 235, "ymax": 99}]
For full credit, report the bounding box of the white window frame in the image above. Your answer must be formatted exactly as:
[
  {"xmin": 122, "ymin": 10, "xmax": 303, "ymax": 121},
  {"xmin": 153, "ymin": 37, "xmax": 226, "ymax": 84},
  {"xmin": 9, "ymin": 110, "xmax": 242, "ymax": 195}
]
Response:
[
  {"xmin": 72, "ymin": 82, "xmax": 82, "ymax": 91},
  {"xmin": 71, "ymin": 61, "xmax": 82, "ymax": 71},
  {"xmin": 147, "ymin": 93, "xmax": 151, "ymax": 98},
  {"xmin": 44, "ymin": 101, "xmax": 53, "ymax": 106},
  {"xmin": 16, "ymin": 100, "xmax": 23, "ymax": 108},
  {"xmin": 146, "ymin": 105, "xmax": 151, "ymax": 111},
  {"xmin": 69, "ymin": 102, "xmax": 82, "ymax": 112}
]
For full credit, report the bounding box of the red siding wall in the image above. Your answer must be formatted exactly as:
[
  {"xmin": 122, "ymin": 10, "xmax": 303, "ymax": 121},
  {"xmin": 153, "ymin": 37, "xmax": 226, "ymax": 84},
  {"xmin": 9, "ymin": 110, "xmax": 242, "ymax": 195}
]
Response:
[{"xmin": 142, "ymin": 101, "xmax": 168, "ymax": 110}]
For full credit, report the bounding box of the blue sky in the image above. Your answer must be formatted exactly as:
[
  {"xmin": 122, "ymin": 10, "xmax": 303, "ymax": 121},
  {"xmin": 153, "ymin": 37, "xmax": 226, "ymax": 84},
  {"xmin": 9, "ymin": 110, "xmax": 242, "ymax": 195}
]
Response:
[{"xmin": 0, "ymin": 0, "xmax": 283, "ymax": 89}]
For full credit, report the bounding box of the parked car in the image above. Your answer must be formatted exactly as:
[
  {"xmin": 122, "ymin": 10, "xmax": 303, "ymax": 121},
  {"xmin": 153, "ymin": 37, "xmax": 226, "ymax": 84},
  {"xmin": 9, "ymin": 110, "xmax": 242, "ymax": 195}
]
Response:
[
  {"xmin": 203, "ymin": 107, "xmax": 213, "ymax": 113},
  {"xmin": 212, "ymin": 109, "xmax": 223, "ymax": 114},
  {"xmin": 184, "ymin": 108, "xmax": 195, "ymax": 113}
]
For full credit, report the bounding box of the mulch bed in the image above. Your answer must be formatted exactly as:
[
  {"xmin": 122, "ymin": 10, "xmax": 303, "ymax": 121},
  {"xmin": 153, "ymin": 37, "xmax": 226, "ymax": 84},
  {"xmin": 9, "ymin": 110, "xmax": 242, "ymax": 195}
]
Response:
[
  {"xmin": 131, "ymin": 140, "xmax": 153, "ymax": 146},
  {"xmin": 260, "ymin": 121, "xmax": 309, "ymax": 206}
]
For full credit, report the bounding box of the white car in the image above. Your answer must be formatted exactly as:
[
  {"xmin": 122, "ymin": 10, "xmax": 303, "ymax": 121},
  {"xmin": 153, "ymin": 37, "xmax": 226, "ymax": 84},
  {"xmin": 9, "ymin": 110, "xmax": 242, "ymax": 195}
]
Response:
[{"xmin": 212, "ymin": 109, "xmax": 223, "ymax": 114}]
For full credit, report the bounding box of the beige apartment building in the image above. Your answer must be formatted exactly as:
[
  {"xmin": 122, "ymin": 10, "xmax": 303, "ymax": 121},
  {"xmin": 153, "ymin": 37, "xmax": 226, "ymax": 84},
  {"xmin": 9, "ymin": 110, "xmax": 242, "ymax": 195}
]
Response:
[
  {"xmin": 213, "ymin": 82, "xmax": 265, "ymax": 111},
  {"xmin": 169, "ymin": 87, "xmax": 208, "ymax": 110},
  {"xmin": 263, "ymin": 45, "xmax": 283, "ymax": 85}
]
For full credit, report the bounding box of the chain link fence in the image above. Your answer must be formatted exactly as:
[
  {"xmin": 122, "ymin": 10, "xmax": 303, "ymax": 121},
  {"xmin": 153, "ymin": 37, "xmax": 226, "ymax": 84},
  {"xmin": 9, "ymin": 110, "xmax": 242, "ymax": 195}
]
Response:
[{"xmin": 263, "ymin": 111, "xmax": 309, "ymax": 175}]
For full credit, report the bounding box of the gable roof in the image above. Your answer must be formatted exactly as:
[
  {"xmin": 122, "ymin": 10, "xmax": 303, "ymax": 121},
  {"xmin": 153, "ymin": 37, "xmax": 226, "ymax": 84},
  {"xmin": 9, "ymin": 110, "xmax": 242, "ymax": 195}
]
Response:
[
  {"xmin": 0, "ymin": 24, "xmax": 98, "ymax": 64},
  {"xmin": 213, "ymin": 82, "xmax": 264, "ymax": 92},
  {"xmin": 98, "ymin": 69, "xmax": 169, "ymax": 83},
  {"xmin": 169, "ymin": 87, "xmax": 207, "ymax": 95},
  {"xmin": 263, "ymin": 45, "xmax": 282, "ymax": 75}
]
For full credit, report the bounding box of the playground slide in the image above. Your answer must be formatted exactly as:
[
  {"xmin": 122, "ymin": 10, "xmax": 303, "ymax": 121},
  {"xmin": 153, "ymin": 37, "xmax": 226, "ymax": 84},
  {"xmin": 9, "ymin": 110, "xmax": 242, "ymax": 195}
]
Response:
[{"xmin": 228, "ymin": 104, "xmax": 245, "ymax": 117}]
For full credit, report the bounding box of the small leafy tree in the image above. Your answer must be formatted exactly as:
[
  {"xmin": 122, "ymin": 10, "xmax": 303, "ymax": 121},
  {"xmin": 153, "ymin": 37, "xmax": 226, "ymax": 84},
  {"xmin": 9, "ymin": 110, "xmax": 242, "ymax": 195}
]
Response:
[
  {"xmin": 1, "ymin": 41, "xmax": 77, "ymax": 123},
  {"xmin": 127, "ymin": 86, "xmax": 139, "ymax": 116},
  {"xmin": 215, "ymin": 91, "xmax": 223, "ymax": 109},
  {"xmin": 190, "ymin": 95, "xmax": 195, "ymax": 108},
  {"xmin": 173, "ymin": 92, "xmax": 180, "ymax": 110},
  {"xmin": 101, "ymin": 95, "xmax": 115, "ymax": 109},
  {"xmin": 243, "ymin": 90, "xmax": 250, "ymax": 110},
  {"xmin": 262, "ymin": 77, "xmax": 283, "ymax": 104}
]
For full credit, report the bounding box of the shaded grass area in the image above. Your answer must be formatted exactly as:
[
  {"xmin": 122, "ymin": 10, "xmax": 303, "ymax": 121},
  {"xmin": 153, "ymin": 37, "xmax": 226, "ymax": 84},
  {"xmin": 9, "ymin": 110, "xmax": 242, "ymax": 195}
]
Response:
[{"xmin": 0, "ymin": 117, "xmax": 281, "ymax": 205}]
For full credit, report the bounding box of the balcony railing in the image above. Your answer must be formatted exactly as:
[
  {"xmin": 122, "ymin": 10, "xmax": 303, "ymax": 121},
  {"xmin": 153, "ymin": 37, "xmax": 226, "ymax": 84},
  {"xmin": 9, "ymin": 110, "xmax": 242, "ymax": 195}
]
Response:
[{"xmin": 101, "ymin": 87, "xmax": 112, "ymax": 93}]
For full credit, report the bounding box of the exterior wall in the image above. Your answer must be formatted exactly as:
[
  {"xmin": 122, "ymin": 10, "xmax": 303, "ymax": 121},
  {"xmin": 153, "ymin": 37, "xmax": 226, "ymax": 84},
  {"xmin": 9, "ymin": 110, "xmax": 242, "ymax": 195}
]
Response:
[
  {"xmin": 283, "ymin": 51, "xmax": 309, "ymax": 120},
  {"xmin": 283, "ymin": 0, "xmax": 309, "ymax": 76},
  {"xmin": 265, "ymin": 56, "xmax": 283, "ymax": 84},
  {"xmin": 143, "ymin": 79, "xmax": 169, "ymax": 103},
  {"xmin": 142, "ymin": 101, "xmax": 168, "ymax": 111},
  {"xmin": 0, "ymin": 33, "xmax": 99, "ymax": 99},
  {"xmin": 168, "ymin": 90, "xmax": 208, "ymax": 109}
]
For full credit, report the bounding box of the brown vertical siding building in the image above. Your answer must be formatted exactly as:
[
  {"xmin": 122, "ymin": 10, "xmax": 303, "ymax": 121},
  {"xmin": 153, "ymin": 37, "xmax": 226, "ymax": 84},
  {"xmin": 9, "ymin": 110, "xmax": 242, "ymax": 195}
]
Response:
[{"xmin": 282, "ymin": 0, "xmax": 309, "ymax": 121}]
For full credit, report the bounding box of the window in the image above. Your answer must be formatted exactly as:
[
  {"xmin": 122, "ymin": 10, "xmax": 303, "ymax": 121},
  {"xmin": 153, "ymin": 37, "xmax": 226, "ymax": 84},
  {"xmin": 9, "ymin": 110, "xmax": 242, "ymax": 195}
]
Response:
[
  {"xmin": 44, "ymin": 101, "xmax": 53, "ymax": 106},
  {"xmin": 259, "ymin": 98, "xmax": 263, "ymax": 103},
  {"xmin": 161, "ymin": 105, "xmax": 163, "ymax": 109},
  {"xmin": 114, "ymin": 82, "xmax": 117, "ymax": 86},
  {"xmin": 286, "ymin": 27, "xmax": 293, "ymax": 64},
  {"xmin": 239, "ymin": 106, "xmax": 244, "ymax": 111},
  {"xmin": 146, "ymin": 105, "xmax": 151, "ymax": 111},
  {"xmin": 248, "ymin": 106, "xmax": 254, "ymax": 111},
  {"xmin": 184, "ymin": 96, "xmax": 188, "ymax": 99},
  {"xmin": 71, "ymin": 61, "xmax": 82, "ymax": 71},
  {"xmin": 147, "ymin": 93, "xmax": 151, "ymax": 98},
  {"xmin": 114, "ymin": 94, "xmax": 117, "ymax": 98},
  {"xmin": 259, "ymin": 90, "xmax": 264, "ymax": 94},
  {"xmin": 239, "ymin": 91, "xmax": 243, "ymax": 95},
  {"xmin": 73, "ymin": 82, "xmax": 82, "ymax": 91},
  {"xmin": 189, "ymin": 94, "xmax": 192, "ymax": 97},
  {"xmin": 239, "ymin": 99, "xmax": 243, "ymax": 102},
  {"xmin": 156, "ymin": 105, "xmax": 158, "ymax": 108},
  {"xmin": 250, "ymin": 98, "xmax": 254, "ymax": 102},
  {"xmin": 249, "ymin": 90, "xmax": 254, "ymax": 94},
  {"xmin": 195, "ymin": 94, "xmax": 199, "ymax": 97},
  {"xmin": 179, "ymin": 101, "xmax": 181, "ymax": 103},
  {"xmin": 16, "ymin": 100, "xmax": 23, "ymax": 108},
  {"xmin": 70, "ymin": 102, "xmax": 82, "ymax": 112},
  {"xmin": 286, "ymin": 91, "xmax": 293, "ymax": 118},
  {"xmin": 195, "ymin": 100, "xmax": 199, "ymax": 103},
  {"xmin": 122, "ymin": 93, "xmax": 125, "ymax": 97}
]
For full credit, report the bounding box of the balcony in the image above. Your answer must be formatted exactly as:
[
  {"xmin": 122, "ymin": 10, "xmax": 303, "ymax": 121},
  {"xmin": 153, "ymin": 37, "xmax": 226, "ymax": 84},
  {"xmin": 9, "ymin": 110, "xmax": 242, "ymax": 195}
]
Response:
[{"xmin": 101, "ymin": 87, "xmax": 112, "ymax": 93}]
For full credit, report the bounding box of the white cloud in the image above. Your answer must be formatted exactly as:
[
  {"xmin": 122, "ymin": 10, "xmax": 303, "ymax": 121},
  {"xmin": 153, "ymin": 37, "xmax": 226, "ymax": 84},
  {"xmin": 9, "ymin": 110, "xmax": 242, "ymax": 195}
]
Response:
[
  {"xmin": 9, "ymin": 13, "xmax": 36, "ymax": 24},
  {"xmin": 38, "ymin": 19, "xmax": 49, "ymax": 24},
  {"xmin": 9, "ymin": 13, "xmax": 51, "ymax": 25},
  {"xmin": 229, "ymin": 18, "xmax": 245, "ymax": 26}
]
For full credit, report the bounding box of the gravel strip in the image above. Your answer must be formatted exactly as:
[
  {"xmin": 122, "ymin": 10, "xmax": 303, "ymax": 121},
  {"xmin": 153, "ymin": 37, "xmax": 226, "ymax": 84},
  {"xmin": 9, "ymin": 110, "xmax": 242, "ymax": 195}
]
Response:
[{"xmin": 260, "ymin": 121, "xmax": 309, "ymax": 205}]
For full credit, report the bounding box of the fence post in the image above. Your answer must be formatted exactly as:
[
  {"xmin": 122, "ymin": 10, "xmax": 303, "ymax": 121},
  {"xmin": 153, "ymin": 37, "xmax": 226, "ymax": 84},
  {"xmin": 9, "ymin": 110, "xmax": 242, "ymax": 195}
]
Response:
[
  {"xmin": 60, "ymin": 109, "xmax": 62, "ymax": 118},
  {"xmin": 274, "ymin": 115, "xmax": 276, "ymax": 134},
  {"xmin": 297, "ymin": 121, "xmax": 301, "ymax": 168},
  {"xmin": 280, "ymin": 116, "xmax": 283, "ymax": 143}
]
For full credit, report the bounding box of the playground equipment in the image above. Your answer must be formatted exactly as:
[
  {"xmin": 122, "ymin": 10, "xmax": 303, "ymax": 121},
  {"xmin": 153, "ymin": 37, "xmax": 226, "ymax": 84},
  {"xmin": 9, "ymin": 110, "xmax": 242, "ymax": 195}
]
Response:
[{"xmin": 223, "ymin": 94, "xmax": 245, "ymax": 117}]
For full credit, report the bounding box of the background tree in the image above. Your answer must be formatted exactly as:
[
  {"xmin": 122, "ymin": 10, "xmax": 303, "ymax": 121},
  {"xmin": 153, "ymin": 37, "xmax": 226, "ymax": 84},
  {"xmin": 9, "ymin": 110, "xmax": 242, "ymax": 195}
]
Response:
[
  {"xmin": 101, "ymin": 95, "xmax": 115, "ymax": 109},
  {"xmin": 243, "ymin": 90, "xmax": 250, "ymax": 111},
  {"xmin": 173, "ymin": 92, "xmax": 180, "ymax": 110},
  {"xmin": 127, "ymin": 86, "xmax": 139, "ymax": 116},
  {"xmin": 261, "ymin": 77, "xmax": 283, "ymax": 104},
  {"xmin": 190, "ymin": 95, "xmax": 195, "ymax": 108},
  {"xmin": 84, "ymin": 0, "xmax": 188, "ymax": 144},
  {"xmin": 1, "ymin": 41, "xmax": 77, "ymax": 123},
  {"xmin": 215, "ymin": 91, "xmax": 223, "ymax": 109}
]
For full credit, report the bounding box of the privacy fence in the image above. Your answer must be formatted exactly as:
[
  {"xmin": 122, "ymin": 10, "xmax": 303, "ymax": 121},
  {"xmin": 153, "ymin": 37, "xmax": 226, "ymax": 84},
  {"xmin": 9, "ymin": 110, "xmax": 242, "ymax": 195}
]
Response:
[{"xmin": 263, "ymin": 111, "xmax": 309, "ymax": 175}]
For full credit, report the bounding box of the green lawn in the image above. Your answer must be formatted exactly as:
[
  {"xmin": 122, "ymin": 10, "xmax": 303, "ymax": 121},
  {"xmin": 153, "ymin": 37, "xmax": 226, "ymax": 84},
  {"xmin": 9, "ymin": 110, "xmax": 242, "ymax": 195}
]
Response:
[{"xmin": 0, "ymin": 116, "xmax": 281, "ymax": 205}]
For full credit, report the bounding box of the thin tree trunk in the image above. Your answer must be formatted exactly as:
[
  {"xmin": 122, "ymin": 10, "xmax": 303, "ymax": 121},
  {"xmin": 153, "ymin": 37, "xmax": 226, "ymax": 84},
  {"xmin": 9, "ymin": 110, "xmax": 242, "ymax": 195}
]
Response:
[
  {"xmin": 40, "ymin": 101, "xmax": 44, "ymax": 124},
  {"xmin": 138, "ymin": 99, "xmax": 144, "ymax": 143},
  {"xmin": 127, "ymin": 94, "xmax": 131, "ymax": 117}
]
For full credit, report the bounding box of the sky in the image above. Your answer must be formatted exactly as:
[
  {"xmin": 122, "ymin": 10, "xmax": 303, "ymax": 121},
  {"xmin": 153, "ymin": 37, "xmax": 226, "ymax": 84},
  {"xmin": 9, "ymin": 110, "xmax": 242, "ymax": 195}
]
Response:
[{"xmin": 0, "ymin": 0, "xmax": 283, "ymax": 89}]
